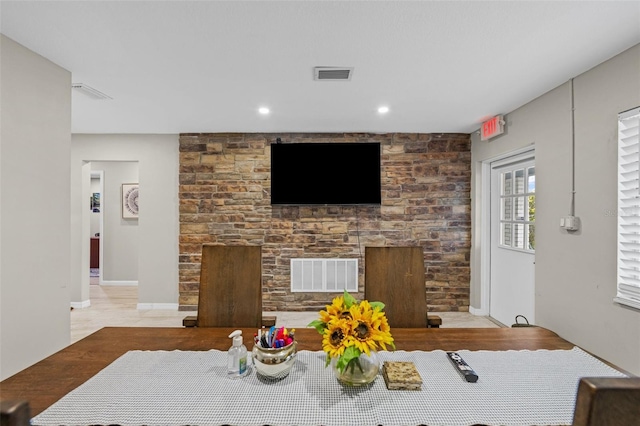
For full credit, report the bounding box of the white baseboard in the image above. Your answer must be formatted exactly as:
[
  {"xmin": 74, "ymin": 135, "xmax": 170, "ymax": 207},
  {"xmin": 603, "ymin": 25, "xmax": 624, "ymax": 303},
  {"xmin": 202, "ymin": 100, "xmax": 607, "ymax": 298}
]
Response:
[
  {"xmin": 137, "ymin": 303, "xmax": 179, "ymax": 310},
  {"xmin": 71, "ymin": 300, "xmax": 91, "ymax": 309},
  {"xmin": 469, "ymin": 306, "xmax": 489, "ymax": 316},
  {"xmin": 100, "ymin": 280, "xmax": 138, "ymax": 286}
]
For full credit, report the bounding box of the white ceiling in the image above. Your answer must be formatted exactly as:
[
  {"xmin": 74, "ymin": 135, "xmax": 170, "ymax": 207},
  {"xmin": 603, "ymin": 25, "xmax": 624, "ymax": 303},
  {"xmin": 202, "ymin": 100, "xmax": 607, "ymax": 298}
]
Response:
[{"xmin": 1, "ymin": 1, "xmax": 639, "ymax": 134}]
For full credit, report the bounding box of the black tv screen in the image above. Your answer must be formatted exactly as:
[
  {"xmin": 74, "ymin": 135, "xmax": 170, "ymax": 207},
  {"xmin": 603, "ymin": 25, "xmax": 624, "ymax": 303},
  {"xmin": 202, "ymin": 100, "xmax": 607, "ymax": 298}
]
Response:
[{"xmin": 271, "ymin": 142, "xmax": 381, "ymax": 205}]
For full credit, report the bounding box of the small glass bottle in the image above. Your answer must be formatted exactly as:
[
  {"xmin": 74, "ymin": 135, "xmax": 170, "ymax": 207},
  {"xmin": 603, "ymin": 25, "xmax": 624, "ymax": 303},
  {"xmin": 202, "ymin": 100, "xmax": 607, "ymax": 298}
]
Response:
[{"xmin": 227, "ymin": 330, "xmax": 247, "ymax": 378}]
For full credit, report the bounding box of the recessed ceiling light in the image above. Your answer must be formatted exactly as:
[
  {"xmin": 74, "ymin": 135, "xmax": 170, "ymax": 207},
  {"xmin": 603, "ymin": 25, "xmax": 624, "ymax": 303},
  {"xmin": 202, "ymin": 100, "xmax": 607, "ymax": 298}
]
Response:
[
  {"xmin": 259, "ymin": 107, "xmax": 270, "ymax": 115},
  {"xmin": 378, "ymin": 106, "xmax": 389, "ymax": 114}
]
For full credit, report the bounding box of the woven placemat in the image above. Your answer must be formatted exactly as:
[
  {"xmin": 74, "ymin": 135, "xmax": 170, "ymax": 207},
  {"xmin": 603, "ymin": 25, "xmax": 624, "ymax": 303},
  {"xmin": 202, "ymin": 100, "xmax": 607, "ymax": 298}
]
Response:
[{"xmin": 32, "ymin": 347, "xmax": 626, "ymax": 426}]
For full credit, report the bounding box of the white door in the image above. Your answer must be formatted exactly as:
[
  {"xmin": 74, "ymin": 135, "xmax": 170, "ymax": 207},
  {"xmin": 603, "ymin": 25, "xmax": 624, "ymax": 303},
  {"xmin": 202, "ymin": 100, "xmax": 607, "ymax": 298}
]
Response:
[{"xmin": 490, "ymin": 154, "xmax": 536, "ymax": 326}]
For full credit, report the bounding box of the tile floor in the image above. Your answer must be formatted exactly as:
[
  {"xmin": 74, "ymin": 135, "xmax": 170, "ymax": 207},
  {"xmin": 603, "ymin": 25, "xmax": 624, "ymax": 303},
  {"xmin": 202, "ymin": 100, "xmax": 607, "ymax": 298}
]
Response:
[{"xmin": 72, "ymin": 284, "xmax": 500, "ymax": 344}]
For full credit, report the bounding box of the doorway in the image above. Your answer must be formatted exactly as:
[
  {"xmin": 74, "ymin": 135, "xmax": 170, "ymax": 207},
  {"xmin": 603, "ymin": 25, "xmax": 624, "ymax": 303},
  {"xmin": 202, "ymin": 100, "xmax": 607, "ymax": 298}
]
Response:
[
  {"xmin": 87, "ymin": 161, "xmax": 139, "ymax": 286},
  {"xmin": 89, "ymin": 170, "xmax": 103, "ymax": 284},
  {"xmin": 489, "ymin": 150, "xmax": 536, "ymax": 326}
]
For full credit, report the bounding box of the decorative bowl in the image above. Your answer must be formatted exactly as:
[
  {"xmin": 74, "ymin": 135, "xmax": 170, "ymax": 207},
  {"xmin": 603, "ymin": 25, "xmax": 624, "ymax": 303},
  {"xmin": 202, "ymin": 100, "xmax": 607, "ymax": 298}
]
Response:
[{"xmin": 252, "ymin": 340, "xmax": 297, "ymax": 380}]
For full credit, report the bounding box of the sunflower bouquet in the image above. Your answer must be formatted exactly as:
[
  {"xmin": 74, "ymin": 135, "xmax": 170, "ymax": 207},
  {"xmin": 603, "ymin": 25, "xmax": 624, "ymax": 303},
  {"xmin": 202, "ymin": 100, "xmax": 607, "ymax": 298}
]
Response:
[{"xmin": 308, "ymin": 290, "xmax": 395, "ymax": 374}]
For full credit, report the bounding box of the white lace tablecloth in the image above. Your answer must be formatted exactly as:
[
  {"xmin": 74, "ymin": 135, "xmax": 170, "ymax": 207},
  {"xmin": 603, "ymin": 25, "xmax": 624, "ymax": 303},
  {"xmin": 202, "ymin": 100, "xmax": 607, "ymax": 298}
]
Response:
[{"xmin": 32, "ymin": 347, "xmax": 626, "ymax": 426}]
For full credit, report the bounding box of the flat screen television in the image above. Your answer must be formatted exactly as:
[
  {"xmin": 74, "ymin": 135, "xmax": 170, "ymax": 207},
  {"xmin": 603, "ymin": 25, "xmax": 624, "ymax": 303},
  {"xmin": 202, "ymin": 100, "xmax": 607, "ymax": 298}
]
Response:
[{"xmin": 270, "ymin": 142, "xmax": 381, "ymax": 205}]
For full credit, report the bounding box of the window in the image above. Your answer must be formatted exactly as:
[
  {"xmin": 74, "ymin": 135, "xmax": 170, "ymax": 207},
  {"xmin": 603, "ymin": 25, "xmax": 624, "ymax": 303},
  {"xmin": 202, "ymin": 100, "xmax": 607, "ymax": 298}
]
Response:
[
  {"xmin": 616, "ymin": 106, "xmax": 640, "ymax": 310},
  {"xmin": 499, "ymin": 164, "xmax": 535, "ymax": 252}
]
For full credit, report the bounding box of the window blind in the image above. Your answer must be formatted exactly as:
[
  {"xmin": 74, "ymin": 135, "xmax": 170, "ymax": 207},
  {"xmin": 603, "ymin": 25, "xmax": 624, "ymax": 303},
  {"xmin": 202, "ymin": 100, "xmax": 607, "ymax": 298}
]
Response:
[{"xmin": 617, "ymin": 107, "xmax": 640, "ymax": 310}]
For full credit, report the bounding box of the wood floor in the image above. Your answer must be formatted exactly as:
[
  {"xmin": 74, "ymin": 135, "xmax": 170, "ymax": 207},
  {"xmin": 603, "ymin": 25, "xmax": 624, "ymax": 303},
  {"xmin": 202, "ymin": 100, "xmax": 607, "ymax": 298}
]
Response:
[{"xmin": 72, "ymin": 284, "xmax": 500, "ymax": 344}]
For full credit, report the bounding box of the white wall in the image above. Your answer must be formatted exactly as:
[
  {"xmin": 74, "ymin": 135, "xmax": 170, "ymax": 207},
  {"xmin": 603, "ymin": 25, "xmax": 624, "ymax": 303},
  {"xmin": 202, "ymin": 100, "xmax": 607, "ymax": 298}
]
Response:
[
  {"xmin": 91, "ymin": 161, "xmax": 139, "ymax": 283},
  {"xmin": 471, "ymin": 44, "xmax": 640, "ymax": 375},
  {"xmin": 71, "ymin": 135, "xmax": 179, "ymax": 309},
  {"xmin": 0, "ymin": 35, "xmax": 72, "ymax": 380}
]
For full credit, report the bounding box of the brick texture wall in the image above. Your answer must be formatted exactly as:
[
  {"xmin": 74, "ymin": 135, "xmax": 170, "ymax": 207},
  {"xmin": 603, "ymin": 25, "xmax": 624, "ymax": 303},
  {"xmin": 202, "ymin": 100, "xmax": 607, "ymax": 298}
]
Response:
[{"xmin": 179, "ymin": 133, "xmax": 470, "ymax": 312}]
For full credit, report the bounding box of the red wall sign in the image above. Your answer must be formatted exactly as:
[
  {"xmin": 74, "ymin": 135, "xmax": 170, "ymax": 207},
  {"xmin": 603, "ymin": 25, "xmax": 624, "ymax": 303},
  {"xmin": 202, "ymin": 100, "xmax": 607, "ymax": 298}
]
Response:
[{"xmin": 480, "ymin": 115, "xmax": 504, "ymax": 141}]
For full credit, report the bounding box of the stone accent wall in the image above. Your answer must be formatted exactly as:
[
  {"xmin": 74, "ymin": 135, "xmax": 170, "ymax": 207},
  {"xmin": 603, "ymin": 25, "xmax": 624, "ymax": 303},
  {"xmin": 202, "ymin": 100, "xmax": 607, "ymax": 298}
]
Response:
[{"xmin": 179, "ymin": 133, "xmax": 470, "ymax": 312}]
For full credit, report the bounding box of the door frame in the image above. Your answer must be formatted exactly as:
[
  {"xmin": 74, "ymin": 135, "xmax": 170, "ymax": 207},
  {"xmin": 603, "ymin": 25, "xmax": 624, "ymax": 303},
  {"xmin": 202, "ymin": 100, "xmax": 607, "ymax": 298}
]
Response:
[{"xmin": 477, "ymin": 145, "xmax": 535, "ymax": 317}]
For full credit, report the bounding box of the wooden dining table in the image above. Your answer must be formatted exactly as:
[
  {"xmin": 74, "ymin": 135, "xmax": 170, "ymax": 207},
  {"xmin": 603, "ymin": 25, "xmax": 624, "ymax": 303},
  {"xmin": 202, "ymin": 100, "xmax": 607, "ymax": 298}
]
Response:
[{"xmin": 0, "ymin": 326, "xmax": 581, "ymax": 417}]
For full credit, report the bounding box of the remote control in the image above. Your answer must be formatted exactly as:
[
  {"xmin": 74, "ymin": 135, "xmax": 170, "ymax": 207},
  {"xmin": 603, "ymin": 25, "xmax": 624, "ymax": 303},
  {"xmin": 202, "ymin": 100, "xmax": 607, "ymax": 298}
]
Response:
[{"xmin": 446, "ymin": 352, "xmax": 479, "ymax": 383}]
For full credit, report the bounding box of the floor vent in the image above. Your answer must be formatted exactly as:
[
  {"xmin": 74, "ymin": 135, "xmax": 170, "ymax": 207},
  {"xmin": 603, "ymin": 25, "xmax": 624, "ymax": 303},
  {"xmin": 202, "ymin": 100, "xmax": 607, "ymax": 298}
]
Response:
[
  {"xmin": 314, "ymin": 67, "xmax": 354, "ymax": 81},
  {"xmin": 291, "ymin": 258, "xmax": 358, "ymax": 292}
]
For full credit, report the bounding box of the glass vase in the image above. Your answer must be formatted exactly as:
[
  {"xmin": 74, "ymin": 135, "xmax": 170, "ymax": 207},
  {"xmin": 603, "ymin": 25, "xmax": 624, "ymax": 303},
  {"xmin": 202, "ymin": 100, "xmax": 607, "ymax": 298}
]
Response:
[{"xmin": 331, "ymin": 350, "xmax": 380, "ymax": 386}]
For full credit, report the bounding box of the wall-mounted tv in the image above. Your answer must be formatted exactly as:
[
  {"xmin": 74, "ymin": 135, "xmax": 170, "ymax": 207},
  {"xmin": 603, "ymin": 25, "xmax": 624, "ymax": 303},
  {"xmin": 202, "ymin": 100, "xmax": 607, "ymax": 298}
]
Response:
[{"xmin": 270, "ymin": 142, "xmax": 381, "ymax": 205}]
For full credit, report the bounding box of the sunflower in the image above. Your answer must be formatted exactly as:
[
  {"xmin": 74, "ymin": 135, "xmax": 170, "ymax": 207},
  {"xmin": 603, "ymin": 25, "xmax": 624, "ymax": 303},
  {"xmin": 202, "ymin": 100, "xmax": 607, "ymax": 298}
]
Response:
[
  {"xmin": 319, "ymin": 295, "xmax": 345, "ymax": 324},
  {"xmin": 370, "ymin": 307, "xmax": 394, "ymax": 350},
  {"xmin": 321, "ymin": 318, "xmax": 353, "ymax": 359},
  {"xmin": 309, "ymin": 290, "xmax": 395, "ymax": 370},
  {"xmin": 348, "ymin": 300, "xmax": 378, "ymax": 355}
]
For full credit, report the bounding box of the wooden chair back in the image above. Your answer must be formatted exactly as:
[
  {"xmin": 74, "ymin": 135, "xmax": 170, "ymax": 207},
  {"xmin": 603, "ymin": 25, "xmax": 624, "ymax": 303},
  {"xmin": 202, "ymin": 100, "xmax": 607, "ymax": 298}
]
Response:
[
  {"xmin": 364, "ymin": 246, "xmax": 441, "ymax": 328},
  {"xmin": 572, "ymin": 377, "xmax": 640, "ymax": 426},
  {"xmin": 195, "ymin": 245, "xmax": 263, "ymax": 328},
  {"xmin": 0, "ymin": 400, "xmax": 30, "ymax": 426}
]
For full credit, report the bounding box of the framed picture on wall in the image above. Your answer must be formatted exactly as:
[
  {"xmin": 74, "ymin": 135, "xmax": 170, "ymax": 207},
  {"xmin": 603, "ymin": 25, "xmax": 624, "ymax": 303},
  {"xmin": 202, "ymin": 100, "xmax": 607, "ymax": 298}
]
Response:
[
  {"xmin": 91, "ymin": 192, "xmax": 101, "ymax": 212},
  {"xmin": 122, "ymin": 183, "xmax": 139, "ymax": 219}
]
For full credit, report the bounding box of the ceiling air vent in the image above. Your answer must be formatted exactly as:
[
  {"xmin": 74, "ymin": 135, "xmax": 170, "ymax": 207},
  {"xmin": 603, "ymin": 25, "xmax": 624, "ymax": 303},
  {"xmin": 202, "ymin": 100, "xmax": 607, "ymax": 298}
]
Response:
[
  {"xmin": 314, "ymin": 67, "xmax": 353, "ymax": 81},
  {"xmin": 72, "ymin": 83, "xmax": 112, "ymax": 100}
]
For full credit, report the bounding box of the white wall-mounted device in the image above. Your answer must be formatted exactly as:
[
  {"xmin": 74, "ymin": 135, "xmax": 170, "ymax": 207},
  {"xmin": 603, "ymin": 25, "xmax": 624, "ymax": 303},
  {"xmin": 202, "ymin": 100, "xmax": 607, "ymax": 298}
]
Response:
[{"xmin": 560, "ymin": 215, "xmax": 581, "ymax": 231}]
